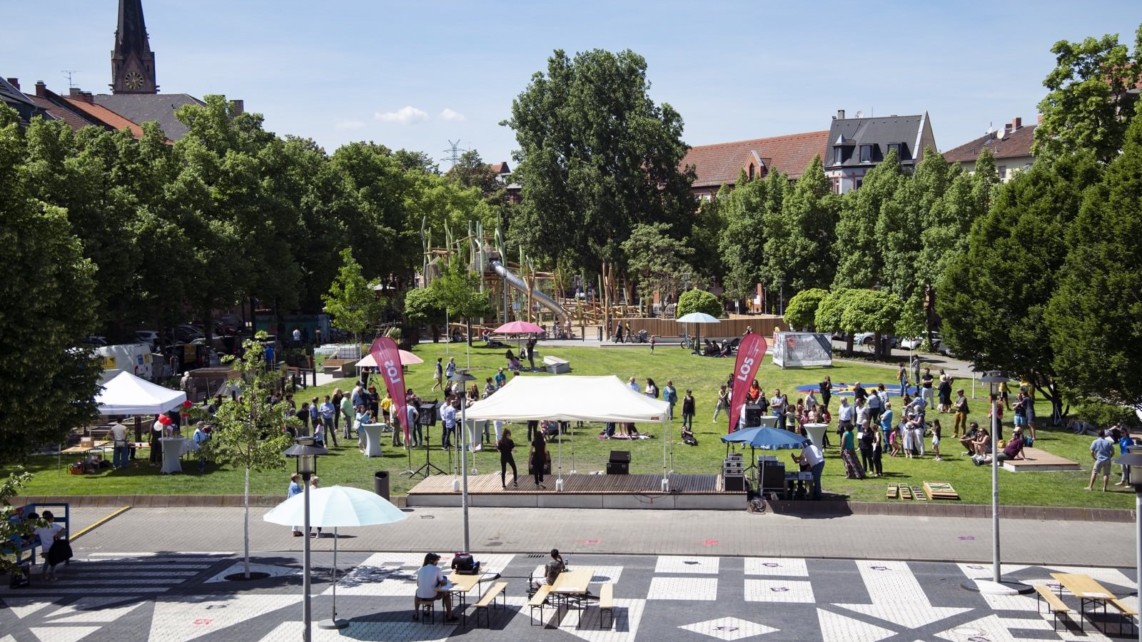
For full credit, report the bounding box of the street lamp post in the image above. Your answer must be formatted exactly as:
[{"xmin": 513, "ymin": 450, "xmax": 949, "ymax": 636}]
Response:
[
  {"xmin": 1116, "ymin": 450, "xmax": 1142, "ymax": 642},
  {"xmin": 285, "ymin": 437, "xmax": 328, "ymax": 642},
  {"xmin": 449, "ymin": 371, "xmax": 477, "ymax": 553},
  {"xmin": 964, "ymin": 371, "xmax": 1030, "ymax": 595}
]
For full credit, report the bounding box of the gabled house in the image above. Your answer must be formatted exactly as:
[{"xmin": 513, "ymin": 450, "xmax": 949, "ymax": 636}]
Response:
[
  {"xmin": 943, "ymin": 117, "xmax": 1035, "ymax": 182},
  {"xmin": 824, "ymin": 110, "xmax": 936, "ymax": 193},
  {"xmin": 0, "ymin": 77, "xmax": 45, "ymax": 125},
  {"xmin": 681, "ymin": 130, "xmax": 829, "ymax": 199}
]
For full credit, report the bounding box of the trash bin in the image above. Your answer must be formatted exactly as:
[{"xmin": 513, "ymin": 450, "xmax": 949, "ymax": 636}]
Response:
[{"xmin": 373, "ymin": 471, "xmax": 390, "ymax": 500}]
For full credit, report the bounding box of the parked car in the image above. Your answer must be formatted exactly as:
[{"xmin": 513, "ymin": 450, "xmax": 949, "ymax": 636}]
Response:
[
  {"xmin": 899, "ymin": 336, "xmax": 925, "ymax": 350},
  {"xmin": 854, "ymin": 332, "xmax": 898, "ymax": 350},
  {"xmin": 81, "ymin": 335, "xmax": 107, "ymax": 347},
  {"xmin": 172, "ymin": 324, "xmax": 205, "ymax": 343},
  {"xmin": 135, "ymin": 330, "xmax": 160, "ymax": 346}
]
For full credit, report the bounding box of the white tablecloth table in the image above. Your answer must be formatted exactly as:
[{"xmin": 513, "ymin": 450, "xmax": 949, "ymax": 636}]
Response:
[
  {"xmin": 160, "ymin": 437, "xmax": 186, "ymax": 474},
  {"xmin": 360, "ymin": 423, "xmax": 385, "ymax": 457},
  {"xmin": 803, "ymin": 423, "xmax": 828, "ymax": 447}
]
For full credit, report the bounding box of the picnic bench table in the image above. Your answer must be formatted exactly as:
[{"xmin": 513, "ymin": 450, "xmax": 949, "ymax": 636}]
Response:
[{"xmin": 1051, "ymin": 572, "xmax": 1116, "ymax": 631}]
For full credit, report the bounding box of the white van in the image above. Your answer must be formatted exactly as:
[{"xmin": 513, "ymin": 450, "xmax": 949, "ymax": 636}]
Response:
[{"xmin": 95, "ymin": 343, "xmax": 159, "ymax": 381}]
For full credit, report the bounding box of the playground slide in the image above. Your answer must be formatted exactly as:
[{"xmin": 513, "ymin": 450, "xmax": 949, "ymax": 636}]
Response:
[{"xmin": 491, "ymin": 261, "xmax": 567, "ymax": 322}]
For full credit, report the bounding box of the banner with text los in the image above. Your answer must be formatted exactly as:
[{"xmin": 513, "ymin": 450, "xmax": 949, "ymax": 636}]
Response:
[
  {"xmin": 728, "ymin": 333, "xmax": 767, "ymax": 433},
  {"xmin": 369, "ymin": 337, "xmax": 409, "ymax": 443}
]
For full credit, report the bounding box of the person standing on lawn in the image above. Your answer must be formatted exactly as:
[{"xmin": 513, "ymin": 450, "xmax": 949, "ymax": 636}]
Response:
[
  {"xmin": 681, "ymin": 390, "xmax": 696, "ymax": 432},
  {"xmin": 663, "ymin": 381, "xmax": 677, "ymax": 421},
  {"xmin": 1087, "ymin": 429, "xmax": 1116, "ymax": 491}
]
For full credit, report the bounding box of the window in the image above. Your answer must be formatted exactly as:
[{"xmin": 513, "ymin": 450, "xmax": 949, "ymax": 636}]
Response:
[
  {"xmin": 748, "ymin": 163, "xmax": 755, "ymax": 180},
  {"xmin": 998, "ymin": 165, "xmax": 1006, "ymax": 179},
  {"xmin": 887, "ymin": 143, "xmax": 900, "ymax": 156},
  {"xmin": 833, "ymin": 147, "xmax": 843, "ymax": 165},
  {"xmin": 855, "ymin": 178, "xmax": 864, "ymax": 190},
  {"xmin": 860, "ymin": 145, "xmax": 872, "ymax": 163}
]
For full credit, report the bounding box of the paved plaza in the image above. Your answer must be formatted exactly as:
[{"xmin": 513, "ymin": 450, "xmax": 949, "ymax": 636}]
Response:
[{"xmin": 0, "ymin": 506, "xmax": 1136, "ymax": 641}]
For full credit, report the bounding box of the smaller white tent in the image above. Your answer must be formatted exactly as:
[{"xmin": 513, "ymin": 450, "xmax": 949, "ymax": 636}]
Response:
[
  {"xmin": 465, "ymin": 375, "xmax": 668, "ymax": 423},
  {"xmin": 95, "ymin": 371, "xmax": 187, "ymax": 416}
]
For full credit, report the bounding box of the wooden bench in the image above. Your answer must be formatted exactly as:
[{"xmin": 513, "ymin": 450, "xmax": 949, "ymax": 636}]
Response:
[
  {"xmin": 597, "ymin": 582, "xmax": 614, "ymax": 629},
  {"xmin": 1034, "ymin": 584, "xmax": 1073, "ymax": 631},
  {"xmin": 528, "ymin": 584, "xmax": 552, "ymax": 625},
  {"xmin": 473, "ymin": 581, "xmax": 508, "ymax": 628},
  {"xmin": 1108, "ymin": 597, "xmax": 1139, "ymax": 636},
  {"xmin": 321, "ymin": 358, "xmax": 345, "ymax": 375}
]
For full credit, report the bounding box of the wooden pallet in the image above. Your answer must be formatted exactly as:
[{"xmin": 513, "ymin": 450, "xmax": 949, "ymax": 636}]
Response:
[
  {"xmin": 922, "ymin": 481, "xmax": 960, "ymax": 500},
  {"xmin": 886, "ymin": 484, "xmax": 898, "ymax": 499},
  {"xmin": 899, "ymin": 486, "xmax": 912, "ymax": 500},
  {"xmin": 911, "ymin": 486, "xmax": 928, "ymax": 501}
]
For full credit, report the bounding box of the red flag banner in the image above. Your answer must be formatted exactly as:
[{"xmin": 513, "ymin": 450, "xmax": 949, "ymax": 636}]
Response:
[
  {"xmin": 728, "ymin": 333, "xmax": 767, "ymax": 433},
  {"xmin": 369, "ymin": 337, "xmax": 409, "ymax": 444}
]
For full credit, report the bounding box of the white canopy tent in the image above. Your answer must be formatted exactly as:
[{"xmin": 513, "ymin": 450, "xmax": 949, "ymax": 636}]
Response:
[
  {"xmin": 465, "ymin": 375, "xmax": 669, "ymax": 423},
  {"xmin": 95, "ymin": 371, "xmax": 187, "ymax": 415},
  {"xmin": 465, "ymin": 375, "xmax": 673, "ymax": 489}
]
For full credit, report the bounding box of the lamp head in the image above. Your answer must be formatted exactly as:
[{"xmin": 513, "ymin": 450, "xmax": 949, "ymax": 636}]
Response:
[
  {"xmin": 449, "ymin": 371, "xmax": 477, "ymax": 384},
  {"xmin": 285, "ymin": 436, "xmax": 328, "ymax": 477}
]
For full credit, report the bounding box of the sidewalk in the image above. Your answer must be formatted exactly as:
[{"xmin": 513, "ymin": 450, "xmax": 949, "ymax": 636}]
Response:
[{"xmin": 69, "ymin": 504, "xmax": 1133, "ymax": 568}]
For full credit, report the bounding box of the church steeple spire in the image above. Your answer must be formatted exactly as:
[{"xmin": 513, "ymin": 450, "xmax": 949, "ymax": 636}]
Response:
[{"xmin": 110, "ymin": 0, "xmax": 158, "ymax": 94}]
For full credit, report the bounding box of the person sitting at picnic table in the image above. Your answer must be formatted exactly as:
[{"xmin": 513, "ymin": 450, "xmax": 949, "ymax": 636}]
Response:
[
  {"xmin": 414, "ymin": 552, "xmax": 457, "ymax": 622},
  {"xmin": 544, "ymin": 548, "xmax": 566, "ymax": 585}
]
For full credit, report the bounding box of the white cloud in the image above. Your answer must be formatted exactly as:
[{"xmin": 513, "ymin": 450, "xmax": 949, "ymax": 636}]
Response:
[
  {"xmin": 439, "ymin": 108, "xmax": 466, "ymax": 122},
  {"xmin": 374, "ymin": 106, "xmax": 429, "ymax": 124},
  {"xmin": 333, "ymin": 119, "xmax": 365, "ymax": 130}
]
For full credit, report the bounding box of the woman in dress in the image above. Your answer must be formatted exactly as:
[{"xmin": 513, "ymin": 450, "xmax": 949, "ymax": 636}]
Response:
[
  {"xmin": 840, "ymin": 423, "xmax": 865, "ymax": 479},
  {"xmin": 498, "ymin": 428, "xmax": 518, "ymax": 489}
]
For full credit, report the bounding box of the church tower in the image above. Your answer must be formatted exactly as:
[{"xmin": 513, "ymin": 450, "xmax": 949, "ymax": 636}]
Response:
[{"xmin": 110, "ymin": 0, "xmax": 158, "ymax": 94}]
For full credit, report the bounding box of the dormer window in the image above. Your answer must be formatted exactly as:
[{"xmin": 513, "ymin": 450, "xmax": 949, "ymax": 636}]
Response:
[
  {"xmin": 833, "ymin": 147, "xmax": 843, "ymax": 165},
  {"xmin": 860, "ymin": 145, "xmax": 873, "ymax": 163},
  {"xmin": 887, "ymin": 143, "xmax": 901, "ymax": 156},
  {"xmin": 748, "ymin": 163, "xmax": 755, "ymax": 180}
]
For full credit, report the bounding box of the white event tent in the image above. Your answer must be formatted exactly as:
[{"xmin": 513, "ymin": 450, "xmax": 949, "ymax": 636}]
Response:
[
  {"xmin": 464, "ymin": 375, "xmax": 668, "ymax": 424},
  {"xmin": 95, "ymin": 371, "xmax": 187, "ymax": 415},
  {"xmin": 465, "ymin": 375, "xmax": 672, "ymax": 485}
]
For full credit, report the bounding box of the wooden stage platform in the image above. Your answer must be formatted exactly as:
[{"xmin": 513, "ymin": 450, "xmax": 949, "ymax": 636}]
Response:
[
  {"xmin": 406, "ymin": 472, "xmax": 746, "ymax": 510},
  {"xmin": 1001, "ymin": 447, "xmax": 1081, "ymax": 472}
]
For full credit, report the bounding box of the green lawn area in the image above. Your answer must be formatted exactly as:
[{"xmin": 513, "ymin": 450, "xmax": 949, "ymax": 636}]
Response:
[{"xmin": 7, "ymin": 341, "xmax": 1133, "ymax": 510}]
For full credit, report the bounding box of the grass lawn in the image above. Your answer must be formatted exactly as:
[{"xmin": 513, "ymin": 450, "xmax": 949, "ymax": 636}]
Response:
[{"xmin": 7, "ymin": 341, "xmax": 1133, "ymax": 510}]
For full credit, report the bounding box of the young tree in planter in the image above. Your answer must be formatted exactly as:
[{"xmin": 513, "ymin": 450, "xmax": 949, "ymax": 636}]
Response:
[
  {"xmin": 198, "ymin": 333, "xmax": 299, "ymax": 578},
  {"xmin": 323, "ymin": 248, "xmax": 384, "ymax": 346}
]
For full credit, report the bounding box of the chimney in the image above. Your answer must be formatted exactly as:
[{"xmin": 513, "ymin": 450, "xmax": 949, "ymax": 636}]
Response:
[
  {"xmin": 1013, "ymin": 117, "xmax": 1022, "ymax": 130},
  {"xmin": 68, "ymin": 88, "xmax": 94, "ymax": 103},
  {"xmin": 5, "ymin": 78, "xmax": 18, "ymax": 90},
  {"xmin": 837, "ymin": 109, "xmax": 845, "ymax": 120},
  {"xmin": 35, "ymin": 81, "xmax": 47, "ymax": 98},
  {"xmin": 228, "ymin": 99, "xmax": 245, "ymax": 116}
]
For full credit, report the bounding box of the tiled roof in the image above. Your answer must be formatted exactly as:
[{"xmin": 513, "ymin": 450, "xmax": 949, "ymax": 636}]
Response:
[
  {"xmin": 491, "ymin": 161, "xmax": 510, "ymax": 175},
  {"xmin": 0, "ymin": 77, "xmax": 34, "ymax": 107},
  {"xmin": 681, "ymin": 130, "xmax": 829, "ymax": 188},
  {"xmin": 825, "ymin": 114, "xmax": 925, "ymax": 168},
  {"xmin": 943, "ymin": 124, "xmax": 1036, "ymax": 163},
  {"xmin": 63, "ymin": 98, "xmax": 145, "ymax": 138},
  {"xmin": 93, "ymin": 93, "xmax": 204, "ymax": 140},
  {"xmin": 25, "ymin": 94, "xmax": 99, "ymax": 132}
]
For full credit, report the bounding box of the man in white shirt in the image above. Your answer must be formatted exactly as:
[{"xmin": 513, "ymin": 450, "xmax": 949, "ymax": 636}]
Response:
[
  {"xmin": 838, "ymin": 399, "xmax": 855, "ymax": 435},
  {"xmin": 110, "ymin": 422, "xmax": 130, "ymax": 469},
  {"xmin": 414, "ymin": 553, "xmax": 456, "ymax": 622},
  {"xmin": 440, "ymin": 401, "xmax": 457, "ymax": 449},
  {"xmin": 792, "ymin": 442, "xmax": 826, "ymax": 500}
]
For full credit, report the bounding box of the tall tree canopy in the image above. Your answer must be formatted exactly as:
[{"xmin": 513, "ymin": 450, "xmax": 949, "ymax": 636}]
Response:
[
  {"xmin": 504, "ymin": 48, "xmax": 695, "ymax": 281},
  {"xmin": 1047, "ymin": 112, "xmax": 1142, "ymax": 407},
  {"xmin": 762, "ymin": 157, "xmax": 838, "ymax": 293},
  {"xmin": 0, "ymin": 108, "xmax": 101, "ymax": 463},
  {"xmin": 832, "ymin": 151, "xmax": 904, "ymax": 290},
  {"xmin": 1035, "ymin": 25, "xmax": 1142, "ymax": 164}
]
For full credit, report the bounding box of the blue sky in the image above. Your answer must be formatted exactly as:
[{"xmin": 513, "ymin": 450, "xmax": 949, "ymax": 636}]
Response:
[{"xmin": 5, "ymin": 1, "xmax": 1140, "ymax": 167}]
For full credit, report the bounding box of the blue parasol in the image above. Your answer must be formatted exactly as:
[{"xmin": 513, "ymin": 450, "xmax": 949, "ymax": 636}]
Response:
[{"xmin": 721, "ymin": 426, "xmax": 809, "ymax": 450}]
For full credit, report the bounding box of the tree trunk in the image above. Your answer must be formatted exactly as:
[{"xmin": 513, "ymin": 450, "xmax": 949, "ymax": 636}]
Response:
[{"xmin": 243, "ymin": 466, "xmax": 251, "ymax": 578}]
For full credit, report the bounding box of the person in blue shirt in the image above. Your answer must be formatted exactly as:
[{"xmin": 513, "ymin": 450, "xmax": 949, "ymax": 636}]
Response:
[
  {"xmin": 1118, "ymin": 427, "xmax": 1136, "ymax": 486},
  {"xmin": 1087, "ymin": 429, "xmax": 1116, "ymax": 491}
]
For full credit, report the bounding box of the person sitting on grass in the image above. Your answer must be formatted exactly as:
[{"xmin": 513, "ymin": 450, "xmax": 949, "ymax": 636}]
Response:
[
  {"xmin": 959, "ymin": 421, "xmax": 981, "ymax": 456},
  {"xmin": 974, "ymin": 426, "xmax": 1026, "ymax": 465}
]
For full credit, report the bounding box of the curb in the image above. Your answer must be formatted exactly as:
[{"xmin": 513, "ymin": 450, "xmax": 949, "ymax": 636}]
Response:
[{"xmin": 16, "ymin": 494, "xmax": 1129, "ymax": 522}]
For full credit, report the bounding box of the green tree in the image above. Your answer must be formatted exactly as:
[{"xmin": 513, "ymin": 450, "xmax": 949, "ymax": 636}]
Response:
[
  {"xmin": 505, "ymin": 48, "xmax": 695, "ymax": 314},
  {"xmin": 937, "ymin": 153, "xmax": 1102, "ymax": 423},
  {"xmin": 1047, "ymin": 112, "xmax": 1142, "ymax": 407},
  {"xmin": 620, "ymin": 222, "xmax": 695, "ymax": 308},
  {"xmin": 447, "ymin": 149, "xmax": 502, "ymax": 198},
  {"xmin": 676, "ymin": 288, "xmax": 722, "ymax": 318},
  {"xmin": 832, "ymin": 152, "xmax": 905, "ymax": 290},
  {"xmin": 717, "ymin": 176, "xmax": 770, "ymax": 300},
  {"xmin": 0, "ymin": 108, "xmax": 101, "ymax": 463},
  {"xmin": 814, "ymin": 288, "xmax": 856, "ymax": 352},
  {"xmin": 403, "ymin": 287, "xmax": 446, "ymax": 342},
  {"xmin": 764, "ymin": 158, "xmax": 839, "ymax": 293},
  {"xmin": 198, "ymin": 334, "xmax": 297, "ymax": 578},
  {"xmin": 685, "ymin": 197, "xmax": 726, "ymax": 288},
  {"xmin": 1035, "ymin": 26, "xmax": 1142, "ymax": 164},
  {"xmin": 784, "ymin": 288, "xmax": 829, "ymax": 331},
  {"xmin": 841, "ymin": 289, "xmax": 905, "ymax": 358},
  {"xmin": 323, "ymin": 248, "xmax": 384, "ymax": 344},
  {"xmin": 428, "ymin": 262, "xmax": 493, "ymax": 344}
]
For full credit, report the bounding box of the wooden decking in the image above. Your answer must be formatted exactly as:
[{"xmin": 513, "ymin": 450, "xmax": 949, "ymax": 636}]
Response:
[
  {"xmin": 1003, "ymin": 447, "xmax": 1081, "ymax": 472},
  {"xmin": 406, "ymin": 472, "xmax": 743, "ymax": 510}
]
